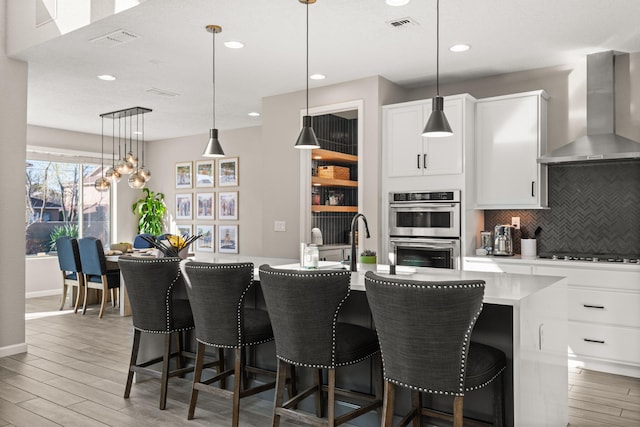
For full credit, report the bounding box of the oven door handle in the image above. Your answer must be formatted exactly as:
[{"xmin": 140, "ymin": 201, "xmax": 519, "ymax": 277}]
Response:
[
  {"xmin": 389, "ymin": 203, "xmax": 457, "ymax": 209},
  {"xmin": 391, "ymin": 239, "xmax": 458, "ymax": 249}
]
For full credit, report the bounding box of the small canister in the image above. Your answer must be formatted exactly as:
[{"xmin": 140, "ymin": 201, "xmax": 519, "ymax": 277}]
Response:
[{"xmin": 480, "ymin": 231, "xmax": 493, "ymax": 254}]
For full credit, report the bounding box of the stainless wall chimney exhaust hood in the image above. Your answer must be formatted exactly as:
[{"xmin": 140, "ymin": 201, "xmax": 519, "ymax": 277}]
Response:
[{"xmin": 538, "ymin": 51, "xmax": 640, "ymax": 164}]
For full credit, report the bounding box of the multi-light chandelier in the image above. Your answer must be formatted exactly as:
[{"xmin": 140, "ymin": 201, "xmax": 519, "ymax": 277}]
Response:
[{"xmin": 95, "ymin": 106, "xmax": 152, "ymax": 192}]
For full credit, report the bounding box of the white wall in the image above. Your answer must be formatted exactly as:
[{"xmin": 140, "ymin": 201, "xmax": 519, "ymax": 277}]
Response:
[{"xmin": 0, "ymin": 0, "xmax": 28, "ymax": 357}]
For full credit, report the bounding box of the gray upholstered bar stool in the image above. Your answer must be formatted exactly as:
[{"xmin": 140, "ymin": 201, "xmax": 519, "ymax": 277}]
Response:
[
  {"xmin": 364, "ymin": 272, "xmax": 506, "ymax": 427},
  {"xmin": 180, "ymin": 260, "xmax": 277, "ymax": 427},
  {"xmin": 118, "ymin": 256, "xmax": 209, "ymax": 410},
  {"xmin": 258, "ymin": 265, "xmax": 382, "ymax": 427}
]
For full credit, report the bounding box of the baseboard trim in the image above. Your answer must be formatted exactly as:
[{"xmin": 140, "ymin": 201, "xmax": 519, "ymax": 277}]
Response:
[
  {"xmin": 0, "ymin": 342, "xmax": 28, "ymax": 358},
  {"xmin": 26, "ymin": 289, "xmax": 60, "ymax": 299}
]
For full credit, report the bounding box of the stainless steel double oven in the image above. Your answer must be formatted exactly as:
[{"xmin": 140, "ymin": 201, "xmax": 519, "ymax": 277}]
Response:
[{"xmin": 389, "ymin": 190, "xmax": 461, "ymax": 269}]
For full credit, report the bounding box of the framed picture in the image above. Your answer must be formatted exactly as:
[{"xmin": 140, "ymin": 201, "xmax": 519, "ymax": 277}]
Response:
[
  {"xmin": 196, "ymin": 192, "xmax": 215, "ymax": 220},
  {"xmin": 195, "ymin": 225, "xmax": 214, "ymax": 252},
  {"xmin": 218, "ymin": 157, "xmax": 239, "ymax": 186},
  {"xmin": 218, "ymin": 191, "xmax": 238, "ymax": 220},
  {"xmin": 175, "ymin": 193, "xmax": 192, "ymax": 220},
  {"xmin": 176, "ymin": 161, "xmax": 193, "ymax": 189},
  {"xmin": 218, "ymin": 224, "xmax": 238, "ymax": 254},
  {"xmin": 195, "ymin": 160, "xmax": 214, "ymax": 188},
  {"xmin": 176, "ymin": 224, "xmax": 192, "ymax": 237}
]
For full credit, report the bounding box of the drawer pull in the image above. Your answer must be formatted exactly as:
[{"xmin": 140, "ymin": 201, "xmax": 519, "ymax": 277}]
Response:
[
  {"xmin": 583, "ymin": 304, "xmax": 605, "ymax": 309},
  {"xmin": 583, "ymin": 338, "xmax": 605, "ymax": 344}
]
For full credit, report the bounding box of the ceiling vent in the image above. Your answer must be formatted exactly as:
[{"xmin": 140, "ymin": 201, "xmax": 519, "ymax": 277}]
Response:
[
  {"xmin": 387, "ymin": 17, "xmax": 419, "ymax": 28},
  {"xmin": 146, "ymin": 87, "xmax": 180, "ymax": 97},
  {"xmin": 90, "ymin": 29, "xmax": 140, "ymax": 47}
]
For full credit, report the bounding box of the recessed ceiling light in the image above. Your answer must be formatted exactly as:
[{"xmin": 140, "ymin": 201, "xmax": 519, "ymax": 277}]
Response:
[
  {"xmin": 248, "ymin": 111, "xmax": 260, "ymax": 117},
  {"xmin": 386, "ymin": 0, "xmax": 410, "ymax": 6},
  {"xmin": 310, "ymin": 74, "xmax": 326, "ymax": 80},
  {"xmin": 450, "ymin": 44, "xmax": 470, "ymax": 52},
  {"xmin": 224, "ymin": 41, "xmax": 244, "ymax": 49},
  {"xmin": 97, "ymin": 74, "xmax": 116, "ymax": 81}
]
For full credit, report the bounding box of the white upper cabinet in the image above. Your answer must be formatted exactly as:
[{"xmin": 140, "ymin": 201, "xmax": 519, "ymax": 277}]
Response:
[
  {"xmin": 384, "ymin": 97, "xmax": 463, "ymax": 177},
  {"xmin": 475, "ymin": 90, "xmax": 549, "ymax": 209}
]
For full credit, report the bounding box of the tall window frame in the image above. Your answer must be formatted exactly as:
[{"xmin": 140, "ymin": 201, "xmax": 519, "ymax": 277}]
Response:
[{"xmin": 25, "ymin": 147, "xmax": 114, "ymax": 255}]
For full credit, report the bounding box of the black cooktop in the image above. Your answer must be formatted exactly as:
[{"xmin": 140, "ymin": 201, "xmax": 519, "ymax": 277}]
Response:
[{"xmin": 538, "ymin": 252, "xmax": 640, "ymax": 263}]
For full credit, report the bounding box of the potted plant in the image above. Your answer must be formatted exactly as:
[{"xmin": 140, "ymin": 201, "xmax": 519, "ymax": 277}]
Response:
[
  {"xmin": 131, "ymin": 188, "xmax": 166, "ymax": 235},
  {"xmin": 48, "ymin": 223, "xmax": 79, "ymax": 252},
  {"xmin": 359, "ymin": 249, "xmax": 377, "ymax": 269}
]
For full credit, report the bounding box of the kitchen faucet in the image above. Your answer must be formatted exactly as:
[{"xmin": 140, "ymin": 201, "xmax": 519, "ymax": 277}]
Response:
[{"xmin": 349, "ymin": 213, "xmax": 370, "ymax": 272}]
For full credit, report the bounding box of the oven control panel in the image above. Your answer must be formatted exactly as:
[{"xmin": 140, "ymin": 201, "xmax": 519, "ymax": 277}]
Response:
[{"xmin": 391, "ymin": 190, "xmax": 460, "ymax": 203}]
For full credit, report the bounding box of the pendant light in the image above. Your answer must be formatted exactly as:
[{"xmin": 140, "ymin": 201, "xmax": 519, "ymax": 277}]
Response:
[
  {"xmin": 422, "ymin": 0, "xmax": 453, "ymax": 137},
  {"xmin": 203, "ymin": 24, "xmax": 225, "ymax": 157},
  {"xmin": 138, "ymin": 113, "xmax": 151, "ymax": 182},
  {"xmin": 104, "ymin": 119, "xmax": 121, "ymax": 182},
  {"xmin": 94, "ymin": 116, "xmax": 111, "ymax": 192},
  {"xmin": 294, "ymin": 0, "xmax": 320, "ymax": 149},
  {"xmin": 99, "ymin": 107, "xmax": 151, "ymax": 189}
]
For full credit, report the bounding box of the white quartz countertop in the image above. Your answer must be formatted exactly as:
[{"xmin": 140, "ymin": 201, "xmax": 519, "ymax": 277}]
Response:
[
  {"xmin": 268, "ymin": 262, "xmax": 566, "ymax": 307},
  {"xmin": 187, "ymin": 254, "xmax": 567, "ymax": 307}
]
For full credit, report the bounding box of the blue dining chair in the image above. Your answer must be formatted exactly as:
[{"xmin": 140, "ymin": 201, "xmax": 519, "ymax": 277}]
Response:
[
  {"xmin": 133, "ymin": 233, "xmax": 155, "ymax": 249},
  {"xmin": 55, "ymin": 236, "xmax": 84, "ymax": 313},
  {"xmin": 78, "ymin": 237, "xmax": 121, "ymax": 318}
]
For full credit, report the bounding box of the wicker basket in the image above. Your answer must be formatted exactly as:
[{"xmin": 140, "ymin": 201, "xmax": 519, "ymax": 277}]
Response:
[{"xmin": 317, "ymin": 166, "xmax": 350, "ymax": 180}]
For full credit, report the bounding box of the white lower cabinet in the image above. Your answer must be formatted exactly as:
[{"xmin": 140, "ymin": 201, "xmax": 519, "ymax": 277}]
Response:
[{"xmin": 465, "ymin": 257, "xmax": 640, "ymax": 377}]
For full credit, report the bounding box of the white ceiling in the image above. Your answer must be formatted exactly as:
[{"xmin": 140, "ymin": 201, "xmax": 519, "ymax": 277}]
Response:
[{"xmin": 13, "ymin": 0, "xmax": 640, "ymax": 141}]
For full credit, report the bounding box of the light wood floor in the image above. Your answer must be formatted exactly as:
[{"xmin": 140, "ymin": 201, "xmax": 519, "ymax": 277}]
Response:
[{"xmin": 0, "ymin": 295, "xmax": 638, "ymax": 426}]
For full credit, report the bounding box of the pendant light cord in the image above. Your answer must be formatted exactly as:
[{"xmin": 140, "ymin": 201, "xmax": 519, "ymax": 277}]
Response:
[
  {"xmin": 436, "ymin": 0, "xmax": 440, "ymax": 97},
  {"xmin": 101, "ymin": 117, "xmax": 105, "ymax": 173},
  {"xmin": 306, "ymin": 1, "xmax": 309, "ymax": 114},
  {"xmin": 212, "ymin": 27, "xmax": 216, "ymax": 129}
]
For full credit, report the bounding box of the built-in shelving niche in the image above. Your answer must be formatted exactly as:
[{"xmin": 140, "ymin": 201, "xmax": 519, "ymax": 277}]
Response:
[{"xmin": 311, "ymin": 112, "xmax": 358, "ymax": 245}]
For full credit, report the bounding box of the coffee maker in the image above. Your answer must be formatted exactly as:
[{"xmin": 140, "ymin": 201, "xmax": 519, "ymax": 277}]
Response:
[{"xmin": 493, "ymin": 225, "xmax": 514, "ymax": 256}]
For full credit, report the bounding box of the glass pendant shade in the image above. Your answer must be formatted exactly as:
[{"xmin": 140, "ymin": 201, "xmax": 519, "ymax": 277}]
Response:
[
  {"xmin": 116, "ymin": 159, "xmax": 133, "ymax": 175},
  {"xmin": 105, "ymin": 167, "xmax": 121, "ymax": 183},
  {"xmin": 128, "ymin": 171, "xmax": 146, "ymax": 189},
  {"xmin": 294, "ymin": 115, "xmax": 320, "ymax": 149},
  {"xmin": 94, "ymin": 177, "xmax": 110, "ymax": 192},
  {"xmin": 422, "ymin": 96, "xmax": 453, "ymax": 137},
  {"xmin": 139, "ymin": 165, "xmax": 151, "ymax": 181},
  {"xmin": 203, "ymin": 128, "xmax": 225, "ymax": 157},
  {"xmin": 125, "ymin": 151, "xmax": 138, "ymax": 167}
]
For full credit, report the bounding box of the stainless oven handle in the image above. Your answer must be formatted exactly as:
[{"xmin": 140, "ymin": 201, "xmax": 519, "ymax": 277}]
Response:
[{"xmin": 389, "ymin": 203, "xmax": 457, "ymax": 209}]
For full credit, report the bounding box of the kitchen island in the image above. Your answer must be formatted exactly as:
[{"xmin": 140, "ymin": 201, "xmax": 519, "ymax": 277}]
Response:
[{"xmin": 137, "ymin": 255, "xmax": 569, "ymax": 427}]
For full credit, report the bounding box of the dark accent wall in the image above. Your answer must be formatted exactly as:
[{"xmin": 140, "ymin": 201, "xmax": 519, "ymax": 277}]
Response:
[
  {"xmin": 484, "ymin": 159, "xmax": 640, "ymax": 256},
  {"xmin": 310, "ymin": 113, "xmax": 358, "ymax": 245}
]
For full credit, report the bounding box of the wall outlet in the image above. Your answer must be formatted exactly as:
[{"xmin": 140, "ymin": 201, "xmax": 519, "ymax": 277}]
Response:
[
  {"xmin": 274, "ymin": 220, "xmax": 286, "ymax": 232},
  {"xmin": 511, "ymin": 217, "xmax": 520, "ymax": 229}
]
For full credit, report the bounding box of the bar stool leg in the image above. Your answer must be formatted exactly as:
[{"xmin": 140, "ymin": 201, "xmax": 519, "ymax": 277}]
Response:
[
  {"xmin": 159, "ymin": 333, "xmax": 172, "ymax": 409},
  {"xmin": 453, "ymin": 396, "xmax": 464, "ymax": 427},
  {"xmin": 313, "ymin": 368, "xmax": 323, "ymax": 417},
  {"xmin": 188, "ymin": 342, "xmax": 206, "ymax": 420},
  {"xmin": 124, "ymin": 329, "xmax": 141, "ymax": 398},
  {"xmin": 232, "ymin": 348, "xmax": 242, "ymax": 427},
  {"xmin": 382, "ymin": 380, "xmax": 395, "ymax": 427},
  {"xmin": 272, "ymin": 359, "xmax": 288, "ymax": 427},
  {"xmin": 411, "ymin": 390, "xmax": 421, "ymax": 427},
  {"xmin": 327, "ymin": 369, "xmax": 336, "ymax": 427}
]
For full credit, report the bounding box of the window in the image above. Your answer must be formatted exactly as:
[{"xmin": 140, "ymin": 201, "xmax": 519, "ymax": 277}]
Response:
[{"xmin": 25, "ymin": 158, "xmax": 110, "ymax": 255}]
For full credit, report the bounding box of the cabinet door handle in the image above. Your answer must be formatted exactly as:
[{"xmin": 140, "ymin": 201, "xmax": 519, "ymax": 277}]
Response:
[
  {"xmin": 417, "ymin": 154, "xmax": 421, "ymax": 169},
  {"xmin": 583, "ymin": 304, "xmax": 605, "ymax": 309},
  {"xmin": 423, "ymin": 154, "xmax": 427, "ymax": 169},
  {"xmin": 531, "ymin": 181, "xmax": 536, "ymax": 197},
  {"xmin": 583, "ymin": 338, "xmax": 605, "ymax": 344}
]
